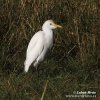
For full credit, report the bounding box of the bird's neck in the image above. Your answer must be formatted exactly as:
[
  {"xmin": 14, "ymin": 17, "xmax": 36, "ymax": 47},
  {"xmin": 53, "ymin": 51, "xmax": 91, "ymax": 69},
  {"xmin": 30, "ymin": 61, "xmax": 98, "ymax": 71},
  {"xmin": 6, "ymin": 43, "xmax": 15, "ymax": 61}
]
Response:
[
  {"xmin": 42, "ymin": 27, "xmax": 53, "ymax": 37},
  {"xmin": 42, "ymin": 27, "xmax": 53, "ymax": 49}
]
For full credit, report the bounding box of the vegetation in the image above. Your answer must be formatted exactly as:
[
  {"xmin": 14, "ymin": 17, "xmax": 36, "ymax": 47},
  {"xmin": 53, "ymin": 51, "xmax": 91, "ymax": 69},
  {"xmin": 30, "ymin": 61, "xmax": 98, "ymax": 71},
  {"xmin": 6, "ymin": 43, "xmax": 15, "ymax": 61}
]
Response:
[{"xmin": 0, "ymin": 0, "xmax": 99, "ymax": 99}]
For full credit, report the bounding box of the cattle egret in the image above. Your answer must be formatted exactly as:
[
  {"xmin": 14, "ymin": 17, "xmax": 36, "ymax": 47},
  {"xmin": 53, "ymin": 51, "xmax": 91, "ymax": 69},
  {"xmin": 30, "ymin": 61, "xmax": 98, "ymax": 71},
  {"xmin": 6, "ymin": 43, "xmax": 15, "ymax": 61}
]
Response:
[{"xmin": 24, "ymin": 20, "xmax": 62, "ymax": 72}]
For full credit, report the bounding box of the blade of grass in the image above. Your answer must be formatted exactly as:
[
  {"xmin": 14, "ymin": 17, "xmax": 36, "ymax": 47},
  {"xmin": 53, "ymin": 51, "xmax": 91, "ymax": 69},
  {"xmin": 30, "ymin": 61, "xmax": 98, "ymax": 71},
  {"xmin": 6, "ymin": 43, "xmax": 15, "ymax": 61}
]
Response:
[{"xmin": 40, "ymin": 80, "xmax": 49, "ymax": 100}]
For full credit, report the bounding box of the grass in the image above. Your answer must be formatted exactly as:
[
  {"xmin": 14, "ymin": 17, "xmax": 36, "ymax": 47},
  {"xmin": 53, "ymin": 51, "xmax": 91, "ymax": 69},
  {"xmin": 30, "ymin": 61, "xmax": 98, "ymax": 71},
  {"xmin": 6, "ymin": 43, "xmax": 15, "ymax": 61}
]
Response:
[{"xmin": 0, "ymin": 0, "xmax": 100, "ymax": 100}]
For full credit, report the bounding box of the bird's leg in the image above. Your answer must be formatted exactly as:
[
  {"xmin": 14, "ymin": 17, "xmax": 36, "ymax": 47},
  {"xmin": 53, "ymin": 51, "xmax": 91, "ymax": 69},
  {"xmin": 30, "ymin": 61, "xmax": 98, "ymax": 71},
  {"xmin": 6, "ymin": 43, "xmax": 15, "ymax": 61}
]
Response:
[
  {"xmin": 36, "ymin": 66, "xmax": 39, "ymax": 79},
  {"xmin": 34, "ymin": 61, "xmax": 40, "ymax": 79},
  {"xmin": 34, "ymin": 61, "xmax": 39, "ymax": 67}
]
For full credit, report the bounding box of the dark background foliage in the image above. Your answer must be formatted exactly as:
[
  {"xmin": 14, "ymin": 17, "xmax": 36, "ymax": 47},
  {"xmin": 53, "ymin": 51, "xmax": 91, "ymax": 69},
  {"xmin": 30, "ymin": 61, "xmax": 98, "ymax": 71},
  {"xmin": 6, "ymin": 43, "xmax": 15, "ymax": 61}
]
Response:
[{"xmin": 0, "ymin": 0, "xmax": 100, "ymax": 99}]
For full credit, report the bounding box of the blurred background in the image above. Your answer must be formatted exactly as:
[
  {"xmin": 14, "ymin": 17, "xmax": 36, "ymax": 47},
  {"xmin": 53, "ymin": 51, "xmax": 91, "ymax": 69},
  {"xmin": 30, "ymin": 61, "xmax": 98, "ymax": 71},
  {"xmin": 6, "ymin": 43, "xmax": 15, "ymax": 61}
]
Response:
[{"xmin": 0, "ymin": 0, "xmax": 100, "ymax": 99}]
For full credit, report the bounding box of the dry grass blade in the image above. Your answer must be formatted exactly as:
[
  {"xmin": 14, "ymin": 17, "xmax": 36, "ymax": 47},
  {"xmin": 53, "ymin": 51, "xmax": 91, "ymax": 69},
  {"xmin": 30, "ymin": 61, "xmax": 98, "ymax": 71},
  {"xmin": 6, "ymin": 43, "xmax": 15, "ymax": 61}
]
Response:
[{"xmin": 40, "ymin": 80, "xmax": 49, "ymax": 100}]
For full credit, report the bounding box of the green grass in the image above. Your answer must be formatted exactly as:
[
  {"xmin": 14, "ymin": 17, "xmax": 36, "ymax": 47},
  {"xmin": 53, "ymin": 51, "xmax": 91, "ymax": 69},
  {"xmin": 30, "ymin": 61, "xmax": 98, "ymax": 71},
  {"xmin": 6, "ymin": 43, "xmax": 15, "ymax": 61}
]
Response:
[{"xmin": 0, "ymin": 0, "xmax": 100, "ymax": 100}]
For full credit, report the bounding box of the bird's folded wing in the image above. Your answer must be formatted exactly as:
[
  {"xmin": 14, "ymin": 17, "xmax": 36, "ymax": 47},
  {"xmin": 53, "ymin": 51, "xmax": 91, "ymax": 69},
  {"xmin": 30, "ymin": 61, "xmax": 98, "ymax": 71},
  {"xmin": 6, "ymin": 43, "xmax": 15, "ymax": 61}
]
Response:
[
  {"xmin": 26, "ymin": 31, "xmax": 44, "ymax": 59},
  {"xmin": 27, "ymin": 31, "xmax": 43, "ymax": 53}
]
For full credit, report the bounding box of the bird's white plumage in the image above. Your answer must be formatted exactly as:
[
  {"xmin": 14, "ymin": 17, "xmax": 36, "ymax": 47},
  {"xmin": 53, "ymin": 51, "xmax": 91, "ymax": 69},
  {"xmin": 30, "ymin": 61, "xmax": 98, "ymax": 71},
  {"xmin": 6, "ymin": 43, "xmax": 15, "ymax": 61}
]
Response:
[{"xmin": 24, "ymin": 20, "xmax": 62, "ymax": 72}]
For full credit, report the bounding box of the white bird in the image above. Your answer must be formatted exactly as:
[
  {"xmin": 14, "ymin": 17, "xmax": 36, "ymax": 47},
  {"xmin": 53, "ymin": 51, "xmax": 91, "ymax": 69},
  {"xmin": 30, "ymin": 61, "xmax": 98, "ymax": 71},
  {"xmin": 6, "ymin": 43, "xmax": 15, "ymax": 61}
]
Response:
[{"xmin": 24, "ymin": 20, "xmax": 62, "ymax": 72}]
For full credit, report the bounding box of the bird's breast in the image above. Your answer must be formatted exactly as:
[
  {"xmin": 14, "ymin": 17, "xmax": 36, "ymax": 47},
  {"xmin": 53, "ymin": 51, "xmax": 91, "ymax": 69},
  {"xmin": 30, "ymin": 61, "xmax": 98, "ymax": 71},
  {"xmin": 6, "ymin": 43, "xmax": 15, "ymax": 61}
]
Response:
[{"xmin": 44, "ymin": 35, "xmax": 53, "ymax": 49}]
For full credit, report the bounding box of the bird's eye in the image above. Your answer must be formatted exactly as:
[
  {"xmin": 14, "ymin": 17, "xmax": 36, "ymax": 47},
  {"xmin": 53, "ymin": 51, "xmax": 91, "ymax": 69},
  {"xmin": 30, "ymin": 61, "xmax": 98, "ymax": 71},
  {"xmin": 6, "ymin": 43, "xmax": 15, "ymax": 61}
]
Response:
[{"xmin": 50, "ymin": 23, "xmax": 52, "ymax": 25}]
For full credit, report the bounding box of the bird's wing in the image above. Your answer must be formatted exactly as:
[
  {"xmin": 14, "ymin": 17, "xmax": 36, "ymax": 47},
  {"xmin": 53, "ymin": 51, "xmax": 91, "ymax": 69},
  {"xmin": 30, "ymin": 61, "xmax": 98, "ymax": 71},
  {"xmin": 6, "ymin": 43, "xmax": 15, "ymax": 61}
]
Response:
[
  {"xmin": 27, "ymin": 31, "xmax": 41, "ymax": 53},
  {"xmin": 26, "ymin": 31, "xmax": 44, "ymax": 61}
]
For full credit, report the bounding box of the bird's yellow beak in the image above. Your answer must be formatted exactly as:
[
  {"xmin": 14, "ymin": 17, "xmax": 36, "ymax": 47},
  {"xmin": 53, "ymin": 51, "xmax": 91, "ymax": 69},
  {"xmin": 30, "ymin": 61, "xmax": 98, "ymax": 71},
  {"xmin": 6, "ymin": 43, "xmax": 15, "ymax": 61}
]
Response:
[{"xmin": 54, "ymin": 23, "xmax": 63, "ymax": 28}]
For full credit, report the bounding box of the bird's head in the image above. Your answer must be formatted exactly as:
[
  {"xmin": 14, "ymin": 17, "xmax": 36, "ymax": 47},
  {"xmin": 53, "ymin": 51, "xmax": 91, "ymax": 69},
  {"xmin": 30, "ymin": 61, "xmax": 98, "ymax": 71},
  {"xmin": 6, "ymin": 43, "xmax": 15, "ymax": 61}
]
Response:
[{"xmin": 42, "ymin": 20, "xmax": 62, "ymax": 30}]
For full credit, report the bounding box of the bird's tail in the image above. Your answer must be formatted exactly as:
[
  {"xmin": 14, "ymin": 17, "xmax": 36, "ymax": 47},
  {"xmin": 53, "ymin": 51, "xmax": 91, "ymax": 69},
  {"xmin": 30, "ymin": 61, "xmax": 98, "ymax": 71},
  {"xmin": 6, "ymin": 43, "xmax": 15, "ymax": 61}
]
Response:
[{"xmin": 24, "ymin": 59, "xmax": 29, "ymax": 73}]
